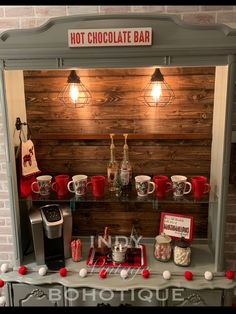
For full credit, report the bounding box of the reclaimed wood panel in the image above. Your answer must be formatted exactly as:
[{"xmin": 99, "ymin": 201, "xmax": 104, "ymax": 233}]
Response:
[
  {"xmin": 72, "ymin": 202, "xmax": 208, "ymax": 238},
  {"xmin": 35, "ymin": 143, "xmax": 211, "ymax": 161},
  {"xmin": 28, "ymin": 119, "xmax": 212, "ymax": 136},
  {"xmin": 37, "ymin": 160, "xmax": 210, "ymax": 178},
  {"xmin": 24, "ymin": 67, "xmax": 214, "ymax": 237},
  {"xmin": 25, "ymin": 90, "xmax": 214, "ymax": 107}
]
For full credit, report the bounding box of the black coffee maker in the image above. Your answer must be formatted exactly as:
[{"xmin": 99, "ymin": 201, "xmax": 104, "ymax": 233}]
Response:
[{"xmin": 29, "ymin": 204, "xmax": 72, "ymax": 270}]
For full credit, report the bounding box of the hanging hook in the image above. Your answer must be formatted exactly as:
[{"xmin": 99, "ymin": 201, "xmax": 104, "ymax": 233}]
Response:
[{"xmin": 15, "ymin": 117, "xmax": 27, "ymax": 131}]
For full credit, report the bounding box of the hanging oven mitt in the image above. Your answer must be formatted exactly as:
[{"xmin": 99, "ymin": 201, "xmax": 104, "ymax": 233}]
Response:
[{"xmin": 21, "ymin": 139, "xmax": 41, "ymax": 177}]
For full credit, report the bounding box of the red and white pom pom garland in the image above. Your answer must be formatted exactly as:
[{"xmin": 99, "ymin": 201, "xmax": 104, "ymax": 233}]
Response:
[{"xmin": 18, "ymin": 265, "xmax": 27, "ymax": 275}]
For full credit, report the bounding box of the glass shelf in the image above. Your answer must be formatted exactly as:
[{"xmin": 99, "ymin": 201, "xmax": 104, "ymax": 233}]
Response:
[{"xmin": 20, "ymin": 188, "xmax": 216, "ymax": 206}]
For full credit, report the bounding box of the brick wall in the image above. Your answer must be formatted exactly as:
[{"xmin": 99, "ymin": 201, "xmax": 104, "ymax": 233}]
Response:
[{"xmin": 0, "ymin": 5, "xmax": 235, "ymax": 270}]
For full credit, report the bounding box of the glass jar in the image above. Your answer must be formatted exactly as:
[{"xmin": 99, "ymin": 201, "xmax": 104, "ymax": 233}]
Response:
[
  {"xmin": 173, "ymin": 237, "xmax": 191, "ymax": 266},
  {"xmin": 154, "ymin": 233, "xmax": 172, "ymax": 262}
]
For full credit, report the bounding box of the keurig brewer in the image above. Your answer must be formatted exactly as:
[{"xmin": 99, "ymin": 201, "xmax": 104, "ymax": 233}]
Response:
[{"xmin": 29, "ymin": 204, "xmax": 72, "ymax": 270}]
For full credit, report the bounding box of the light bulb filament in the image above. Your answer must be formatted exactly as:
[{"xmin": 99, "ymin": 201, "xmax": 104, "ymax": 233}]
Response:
[
  {"xmin": 69, "ymin": 83, "xmax": 79, "ymax": 103},
  {"xmin": 151, "ymin": 82, "xmax": 162, "ymax": 103}
]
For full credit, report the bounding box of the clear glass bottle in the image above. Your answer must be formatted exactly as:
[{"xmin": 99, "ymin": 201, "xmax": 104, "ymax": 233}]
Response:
[
  {"xmin": 173, "ymin": 237, "xmax": 191, "ymax": 267},
  {"xmin": 107, "ymin": 134, "xmax": 119, "ymax": 192},
  {"xmin": 120, "ymin": 133, "xmax": 132, "ymax": 194}
]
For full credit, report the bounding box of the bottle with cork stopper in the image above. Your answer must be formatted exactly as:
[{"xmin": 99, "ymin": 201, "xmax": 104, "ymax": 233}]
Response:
[
  {"xmin": 107, "ymin": 134, "xmax": 119, "ymax": 192},
  {"xmin": 120, "ymin": 133, "xmax": 132, "ymax": 194}
]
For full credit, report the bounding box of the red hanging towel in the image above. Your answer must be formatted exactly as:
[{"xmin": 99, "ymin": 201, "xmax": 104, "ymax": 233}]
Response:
[{"xmin": 17, "ymin": 139, "xmax": 41, "ymax": 198}]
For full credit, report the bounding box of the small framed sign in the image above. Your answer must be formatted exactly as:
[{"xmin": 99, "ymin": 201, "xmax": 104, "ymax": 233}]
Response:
[{"xmin": 159, "ymin": 212, "xmax": 194, "ymax": 241}]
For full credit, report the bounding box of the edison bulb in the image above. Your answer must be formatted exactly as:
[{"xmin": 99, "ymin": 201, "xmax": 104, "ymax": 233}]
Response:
[
  {"xmin": 69, "ymin": 83, "xmax": 79, "ymax": 103},
  {"xmin": 151, "ymin": 82, "xmax": 162, "ymax": 103}
]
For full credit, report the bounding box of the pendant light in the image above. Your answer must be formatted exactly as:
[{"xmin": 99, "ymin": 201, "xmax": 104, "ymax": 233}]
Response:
[
  {"xmin": 58, "ymin": 70, "xmax": 92, "ymax": 108},
  {"xmin": 141, "ymin": 68, "xmax": 175, "ymax": 107}
]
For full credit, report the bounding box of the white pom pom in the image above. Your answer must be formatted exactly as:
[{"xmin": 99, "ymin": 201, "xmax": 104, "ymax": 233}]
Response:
[
  {"xmin": 120, "ymin": 269, "xmax": 128, "ymax": 279},
  {"xmin": 0, "ymin": 296, "xmax": 6, "ymax": 306},
  {"xmin": 79, "ymin": 268, "xmax": 87, "ymax": 278},
  {"xmin": 204, "ymin": 271, "xmax": 213, "ymax": 281},
  {"xmin": 38, "ymin": 266, "xmax": 48, "ymax": 276},
  {"xmin": 163, "ymin": 270, "xmax": 171, "ymax": 280},
  {"xmin": 0, "ymin": 263, "xmax": 9, "ymax": 273}
]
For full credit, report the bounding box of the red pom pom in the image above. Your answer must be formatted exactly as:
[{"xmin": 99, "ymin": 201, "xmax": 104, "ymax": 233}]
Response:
[
  {"xmin": 0, "ymin": 279, "xmax": 4, "ymax": 288},
  {"xmin": 99, "ymin": 269, "xmax": 107, "ymax": 279},
  {"xmin": 225, "ymin": 270, "xmax": 234, "ymax": 279},
  {"xmin": 59, "ymin": 267, "xmax": 67, "ymax": 277},
  {"xmin": 184, "ymin": 271, "xmax": 193, "ymax": 280},
  {"xmin": 18, "ymin": 265, "xmax": 27, "ymax": 275},
  {"xmin": 142, "ymin": 269, "xmax": 150, "ymax": 279}
]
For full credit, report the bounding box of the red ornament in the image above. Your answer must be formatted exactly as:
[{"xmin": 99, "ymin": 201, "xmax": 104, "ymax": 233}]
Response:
[
  {"xmin": 184, "ymin": 271, "xmax": 193, "ymax": 280},
  {"xmin": 0, "ymin": 279, "xmax": 4, "ymax": 287},
  {"xmin": 225, "ymin": 270, "xmax": 234, "ymax": 279},
  {"xmin": 18, "ymin": 265, "xmax": 27, "ymax": 275},
  {"xmin": 142, "ymin": 269, "xmax": 150, "ymax": 279},
  {"xmin": 99, "ymin": 269, "xmax": 107, "ymax": 279},
  {"xmin": 59, "ymin": 267, "xmax": 67, "ymax": 277}
]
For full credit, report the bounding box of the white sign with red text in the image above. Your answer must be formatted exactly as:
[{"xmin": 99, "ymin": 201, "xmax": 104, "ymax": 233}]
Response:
[
  {"xmin": 160, "ymin": 212, "xmax": 194, "ymax": 241},
  {"xmin": 68, "ymin": 28, "xmax": 152, "ymax": 47}
]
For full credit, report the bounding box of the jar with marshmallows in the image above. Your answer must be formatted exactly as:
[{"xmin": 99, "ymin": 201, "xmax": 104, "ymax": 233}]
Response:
[
  {"xmin": 154, "ymin": 233, "xmax": 172, "ymax": 262},
  {"xmin": 173, "ymin": 237, "xmax": 191, "ymax": 267}
]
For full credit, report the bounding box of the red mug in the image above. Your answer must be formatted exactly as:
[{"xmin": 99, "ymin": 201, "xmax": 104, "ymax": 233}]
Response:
[
  {"xmin": 87, "ymin": 176, "xmax": 105, "ymax": 198},
  {"xmin": 52, "ymin": 174, "xmax": 70, "ymax": 197},
  {"xmin": 153, "ymin": 175, "xmax": 172, "ymax": 198},
  {"xmin": 191, "ymin": 176, "xmax": 211, "ymax": 199}
]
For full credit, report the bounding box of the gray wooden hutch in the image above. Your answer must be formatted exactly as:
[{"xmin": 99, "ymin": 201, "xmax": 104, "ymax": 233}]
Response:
[{"xmin": 0, "ymin": 14, "xmax": 236, "ymax": 306}]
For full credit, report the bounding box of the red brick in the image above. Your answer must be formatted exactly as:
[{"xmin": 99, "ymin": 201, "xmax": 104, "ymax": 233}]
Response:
[
  {"xmin": 217, "ymin": 12, "xmax": 236, "ymax": 24},
  {"xmin": 0, "ymin": 219, "xmax": 5, "ymax": 226},
  {"xmin": 35, "ymin": 6, "xmax": 67, "ymax": 17},
  {"xmin": 225, "ymin": 234, "xmax": 236, "ymax": 242},
  {"xmin": 226, "ymin": 215, "xmax": 236, "ymax": 223},
  {"xmin": 0, "ymin": 236, "xmax": 7, "ymax": 243},
  {"xmin": 201, "ymin": 6, "xmax": 233, "ymax": 11},
  {"xmin": 20, "ymin": 18, "xmax": 37, "ymax": 29},
  {"xmin": 132, "ymin": 6, "xmax": 165, "ymax": 13},
  {"xmin": 225, "ymin": 259, "xmax": 236, "ymax": 270},
  {"xmin": 67, "ymin": 6, "xmax": 99, "ymax": 15},
  {"xmin": 224, "ymin": 252, "xmax": 236, "ymax": 259},
  {"xmin": 0, "ymin": 244, "xmax": 13, "ymax": 252},
  {"xmin": 0, "ymin": 210, "xmax": 11, "ymax": 218},
  {"xmin": 0, "ymin": 19, "xmax": 19, "ymax": 30},
  {"xmin": 166, "ymin": 6, "xmax": 199, "ymax": 13},
  {"xmin": 226, "ymin": 223, "xmax": 236, "ymax": 233},
  {"xmin": 226, "ymin": 204, "xmax": 236, "ymax": 214},
  {"xmin": 7, "ymin": 236, "xmax": 13, "ymax": 243},
  {"xmin": 0, "ymin": 253, "xmax": 9, "ymax": 261},
  {"xmin": 35, "ymin": 18, "xmax": 49, "ymax": 27},
  {"xmin": 183, "ymin": 13, "xmax": 216, "ymax": 24},
  {"xmin": 5, "ymin": 6, "xmax": 34, "ymax": 17},
  {"xmin": 224, "ymin": 242, "xmax": 236, "ymax": 252},
  {"xmin": 5, "ymin": 218, "xmax": 11, "ymax": 226},
  {"xmin": 0, "ymin": 192, "xmax": 10, "ymax": 199},
  {"xmin": 99, "ymin": 6, "xmax": 132, "ymax": 14},
  {"xmin": 0, "ymin": 226, "xmax": 12, "ymax": 235}
]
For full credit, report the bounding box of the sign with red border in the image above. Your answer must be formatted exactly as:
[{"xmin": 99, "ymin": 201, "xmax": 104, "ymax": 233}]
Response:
[
  {"xmin": 68, "ymin": 28, "xmax": 152, "ymax": 47},
  {"xmin": 160, "ymin": 212, "xmax": 193, "ymax": 241}
]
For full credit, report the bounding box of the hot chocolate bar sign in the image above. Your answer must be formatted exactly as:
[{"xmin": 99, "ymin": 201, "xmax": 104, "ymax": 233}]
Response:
[{"xmin": 68, "ymin": 28, "xmax": 152, "ymax": 47}]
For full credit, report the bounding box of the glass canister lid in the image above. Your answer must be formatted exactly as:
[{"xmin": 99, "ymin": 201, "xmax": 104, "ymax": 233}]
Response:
[
  {"xmin": 175, "ymin": 237, "xmax": 190, "ymax": 248},
  {"xmin": 155, "ymin": 233, "xmax": 172, "ymax": 244}
]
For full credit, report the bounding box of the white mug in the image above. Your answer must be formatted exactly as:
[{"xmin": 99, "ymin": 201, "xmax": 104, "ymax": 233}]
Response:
[
  {"xmin": 135, "ymin": 175, "xmax": 155, "ymax": 197},
  {"xmin": 31, "ymin": 175, "xmax": 52, "ymax": 196},
  {"xmin": 171, "ymin": 175, "xmax": 192, "ymax": 197},
  {"xmin": 67, "ymin": 175, "xmax": 88, "ymax": 196}
]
